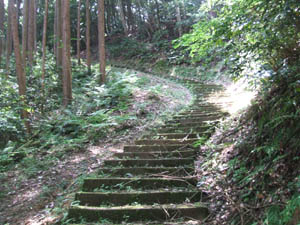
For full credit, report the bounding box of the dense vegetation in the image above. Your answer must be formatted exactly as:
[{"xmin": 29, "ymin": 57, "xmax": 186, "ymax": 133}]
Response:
[
  {"xmin": 173, "ymin": 0, "xmax": 300, "ymax": 224},
  {"xmin": 0, "ymin": 0, "xmax": 299, "ymax": 224}
]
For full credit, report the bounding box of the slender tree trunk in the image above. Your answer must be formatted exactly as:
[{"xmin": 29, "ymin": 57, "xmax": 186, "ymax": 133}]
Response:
[
  {"xmin": 106, "ymin": 0, "xmax": 112, "ymax": 34},
  {"xmin": 155, "ymin": 0, "xmax": 161, "ymax": 29},
  {"xmin": 77, "ymin": 0, "xmax": 81, "ymax": 65},
  {"xmin": 22, "ymin": 0, "xmax": 29, "ymax": 65},
  {"xmin": 27, "ymin": 0, "xmax": 35, "ymax": 65},
  {"xmin": 0, "ymin": 0, "xmax": 4, "ymax": 66},
  {"xmin": 41, "ymin": 0, "xmax": 49, "ymax": 102},
  {"xmin": 62, "ymin": 0, "xmax": 72, "ymax": 106},
  {"xmin": 33, "ymin": 0, "xmax": 37, "ymax": 52},
  {"xmin": 126, "ymin": 0, "xmax": 134, "ymax": 32},
  {"xmin": 117, "ymin": 0, "xmax": 128, "ymax": 36},
  {"xmin": 10, "ymin": 0, "xmax": 31, "ymax": 134},
  {"xmin": 85, "ymin": 0, "xmax": 91, "ymax": 75},
  {"xmin": 54, "ymin": 2, "xmax": 57, "ymax": 55},
  {"xmin": 55, "ymin": 0, "xmax": 63, "ymax": 69},
  {"xmin": 176, "ymin": 0, "xmax": 183, "ymax": 37},
  {"xmin": 98, "ymin": 0, "xmax": 106, "ymax": 83},
  {"xmin": 6, "ymin": 3, "xmax": 12, "ymax": 71}
]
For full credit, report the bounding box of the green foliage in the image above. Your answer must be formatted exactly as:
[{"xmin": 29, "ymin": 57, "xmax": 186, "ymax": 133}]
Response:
[
  {"xmin": 175, "ymin": 0, "xmax": 300, "ymax": 80},
  {"xmin": 107, "ymin": 38, "xmax": 149, "ymax": 60},
  {"xmin": 263, "ymin": 194, "xmax": 300, "ymax": 225}
]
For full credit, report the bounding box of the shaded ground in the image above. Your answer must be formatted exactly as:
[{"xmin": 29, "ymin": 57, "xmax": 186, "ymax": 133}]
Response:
[{"xmin": 0, "ymin": 71, "xmax": 192, "ymax": 225}]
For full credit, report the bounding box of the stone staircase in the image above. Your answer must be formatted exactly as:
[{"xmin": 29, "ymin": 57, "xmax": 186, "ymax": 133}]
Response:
[{"xmin": 68, "ymin": 80, "xmax": 227, "ymax": 224}]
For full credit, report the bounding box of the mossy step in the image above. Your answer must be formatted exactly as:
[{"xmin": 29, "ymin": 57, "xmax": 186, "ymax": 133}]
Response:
[
  {"xmin": 82, "ymin": 177, "xmax": 197, "ymax": 191},
  {"xmin": 179, "ymin": 109, "xmax": 220, "ymax": 114},
  {"xmin": 115, "ymin": 150, "xmax": 197, "ymax": 159},
  {"xmin": 165, "ymin": 117, "xmax": 220, "ymax": 127},
  {"xmin": 135, "ymin": 138, "xmax": 198, "ymax": 145},
  {"xmin": 173, "ymin": 112, "xmax": 223, "ymax": 118},
  {"xmin": 158, "ymin": 126, "xmax": 213, "ymax": 134},
  {"xmin": 179, "ymin": 110, "xmax": 223, "ymax": 115},
  {"xmin": 170, "ymin": 113, "xmax": 224, "ymax": 121},
  {"xmin": 142, "ymin": 133, "xmax": 202, "ymax": 139},
  {"xmin": 99, "ymin": 167, "xmax": 195, "ymax": 177},
  {"xmin": 103, "ymin": 158, "xmax": 194, "ymax": 168},
  {"xmin": 68, "ymin": 203, "xmax": 208, "ymax": 223},
  {"xmin": 154, "ymin": 133, "xmax": 204, "ymax": 139},
  {"xmin": 75, "ymin": 191, "xmax": 206, "ymax": 206},
  {"xmin": 161, "ymin": 124, "xmax": 211, "ymax": 129},
  {"xmin": 124, "ymin": 144, "xmax": 195, "ymax": 152}
]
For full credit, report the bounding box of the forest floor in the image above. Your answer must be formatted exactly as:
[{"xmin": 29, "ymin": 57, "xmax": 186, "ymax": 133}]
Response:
[{"xmin": 0, "ymin": 71, "xmax": 193, "ymax": 225}]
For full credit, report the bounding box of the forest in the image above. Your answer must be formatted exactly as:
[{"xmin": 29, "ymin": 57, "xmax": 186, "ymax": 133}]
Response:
[{"xmin": 0, "ymin": 0, "xmax": 299, "ymax": 224}]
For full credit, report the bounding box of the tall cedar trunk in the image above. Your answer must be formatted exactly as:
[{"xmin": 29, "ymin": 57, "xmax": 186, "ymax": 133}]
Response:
[
  {"xmin": 22, "ymin": 0, "xmax": 29, "ymax": 64},
  {"xmin": 126, "ymin": 0, "xmax": 133, "ymax": 32},
  {"xmin": 0, "ymin": 0, "xmax": 4, "ymax": 65},
  {"xmin": 77, "ymin": 0, "xmax": 81, "ymax": 65},
  {"xmin": 41, "ymin": 0, "xmax": 49, "ymax": 97},
  {"xmin": 62, "ymin": 0, "xmax": 72, "ymax": 106},
  {"xmin": 176, "ymin": 1, "xmax": 183, "ymax": 37},
  {"xmin": 33, "ymin": 0, "xmax": 37, "ymax": 52},
  {"xmin": 98, "ymin": 0, "xmax": 106, "ymax": 83},
  {"xmin": 155, "ymin": 0, "xmax": 161, "ymax": 29},
  {"xmin": 27, "ymin": 0, "xmax": 35, "ymax": 65},
  {"xmin": 6, "ymin": 2, "xmax": 12, "ymax": 71},
  {"xmin": 86, "ymin": 0, "xmax": 91, "ymax": 74},
  {"xmin": 118, "ymin": 0, "xmax": 128, "ymax": 36},
  {"xmin": 10, "ymin": 0, "xmax": 31, "ymax": 134},
  {"xmin": 55, "ymin": 0, "xmax": 63, "ymax": 69},
  {"xmin": 106, "ymin": 0, "xmax": 111, "ymax": 34},
  {"xmin": 54, "ymin": 1, "xmax": 57, "ymax": 55}
]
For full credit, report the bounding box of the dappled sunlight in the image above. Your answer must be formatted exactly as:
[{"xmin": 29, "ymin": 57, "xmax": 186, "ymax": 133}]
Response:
[{"xmin": 207, "ymin": 79, "xmax": 256, "ymax": 115}]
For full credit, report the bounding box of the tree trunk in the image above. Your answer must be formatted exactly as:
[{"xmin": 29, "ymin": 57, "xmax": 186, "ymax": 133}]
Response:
[
  {"xmin": 85, "ymin": 0, "xmax": 91, "ymax": 75},
  {"xmin": 77, "ymin": 0, "xmax": 81, "ymax": 65},
  {"xmin": 10, "ymin": 0, "xmax": 31, "ymax": 134},
  {"xmin": 27, "ymin": 0, "xmax": 35, "ymax": 65},
  {"xmin": 117, "ymin": 0, "xmax": 128, "ymax": 36},
  {"xmin": 98, "ymin": 0, "xmax": 106, "ymax": 84},
  {"xmin": 62, "ymin": 0, "xmax": 72, "ymax": 106},
  {"xmin": 155, "ymin": 0, "xmax": 161, "ymax": 30},
  {"xmin": 126, "ymin": 0, "xmax": 134, "ymax": 32},
  {"xmin": 41, "ymin": 0, "xmax": 49, "ymax": 99},
  {"xmin": 176, "ymin": 0, "xmax": 183, "ymax": 37},
  {"xmin": 0, "ymin": 0, "xmax": 4, "ymax": 66},
  {"xmin": 55, "ymin": 0, "xmax": 63, "ymax": 69},
  {"xmin": 33, "ymin": 0, "xmax": 37, "ymax": 52},
  {"xmin": 22, "ymin": 0, "xmax": 29, "ymax": 65},
  {"xmin": 6, "ymin": 2, "xmax": 12, "ymax": 71}
]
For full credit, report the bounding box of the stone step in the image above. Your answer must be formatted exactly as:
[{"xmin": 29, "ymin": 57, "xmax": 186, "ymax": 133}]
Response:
[
  {"xmin": 178, "ymin": 110, "xmax": 223, "ymax": 115},
  {"xmin": 135, "ymin": 138, "xmax": 198, "ymax": 145},
  {"xmin": 157, "ymin": 126, "xmax": 214, "ymax": 134},
  {"xmin": 103, "ymin": 158, "xmax": 194, "ymax": 168},
  {"xmin": 123, "ymin": 144, "xmax": 195, "ymax": 152},
  {"xmin": 161, "ymin": 123, "xmax": 212, "ymax": 129},
  {"xmin": 75, "ymin": 191, "xmax": 206, "ymax": 206},
  {"xmin": 82, "ymin": 177, "xmax": 198, "ymax": 191},
  {"xmin": 155, "ymin": 133, "xmax": 204, "ymax": 139},
  {"xmin": 179, "ymin": 110, "xmax": 220, "ymax": 115},
  {"xmin": 167, "ymin": 119, "xmax": 219, "ymax": 124},
  {"xmin": 173, "ymin": 112, "xmax": 223, "ymax": 118},
  {"xmin": 68, "ymin": 203, "xmax": 208, "ymax": 223},
  {"xmin": 115, "ymin": 150, "xmax": 197, "ymax": 159},
  {"xmin": 99, "ymin": 167, "xmax": 195, "ymax": 177}
]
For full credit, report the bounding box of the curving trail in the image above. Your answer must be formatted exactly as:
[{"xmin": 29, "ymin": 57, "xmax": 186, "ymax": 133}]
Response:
[{"xmin": 67, "ymin": 77, "xmax": 229, "ymax": 224}]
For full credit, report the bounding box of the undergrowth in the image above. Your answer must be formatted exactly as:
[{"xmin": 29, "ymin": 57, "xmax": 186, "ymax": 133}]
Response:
[
  {"xmin": 199, "ymin": 72, "xmax": 300, "ymax": 225},
  {"xmin": 0, "ymin": 53, "xmax": 190, "ymax": 175}
]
